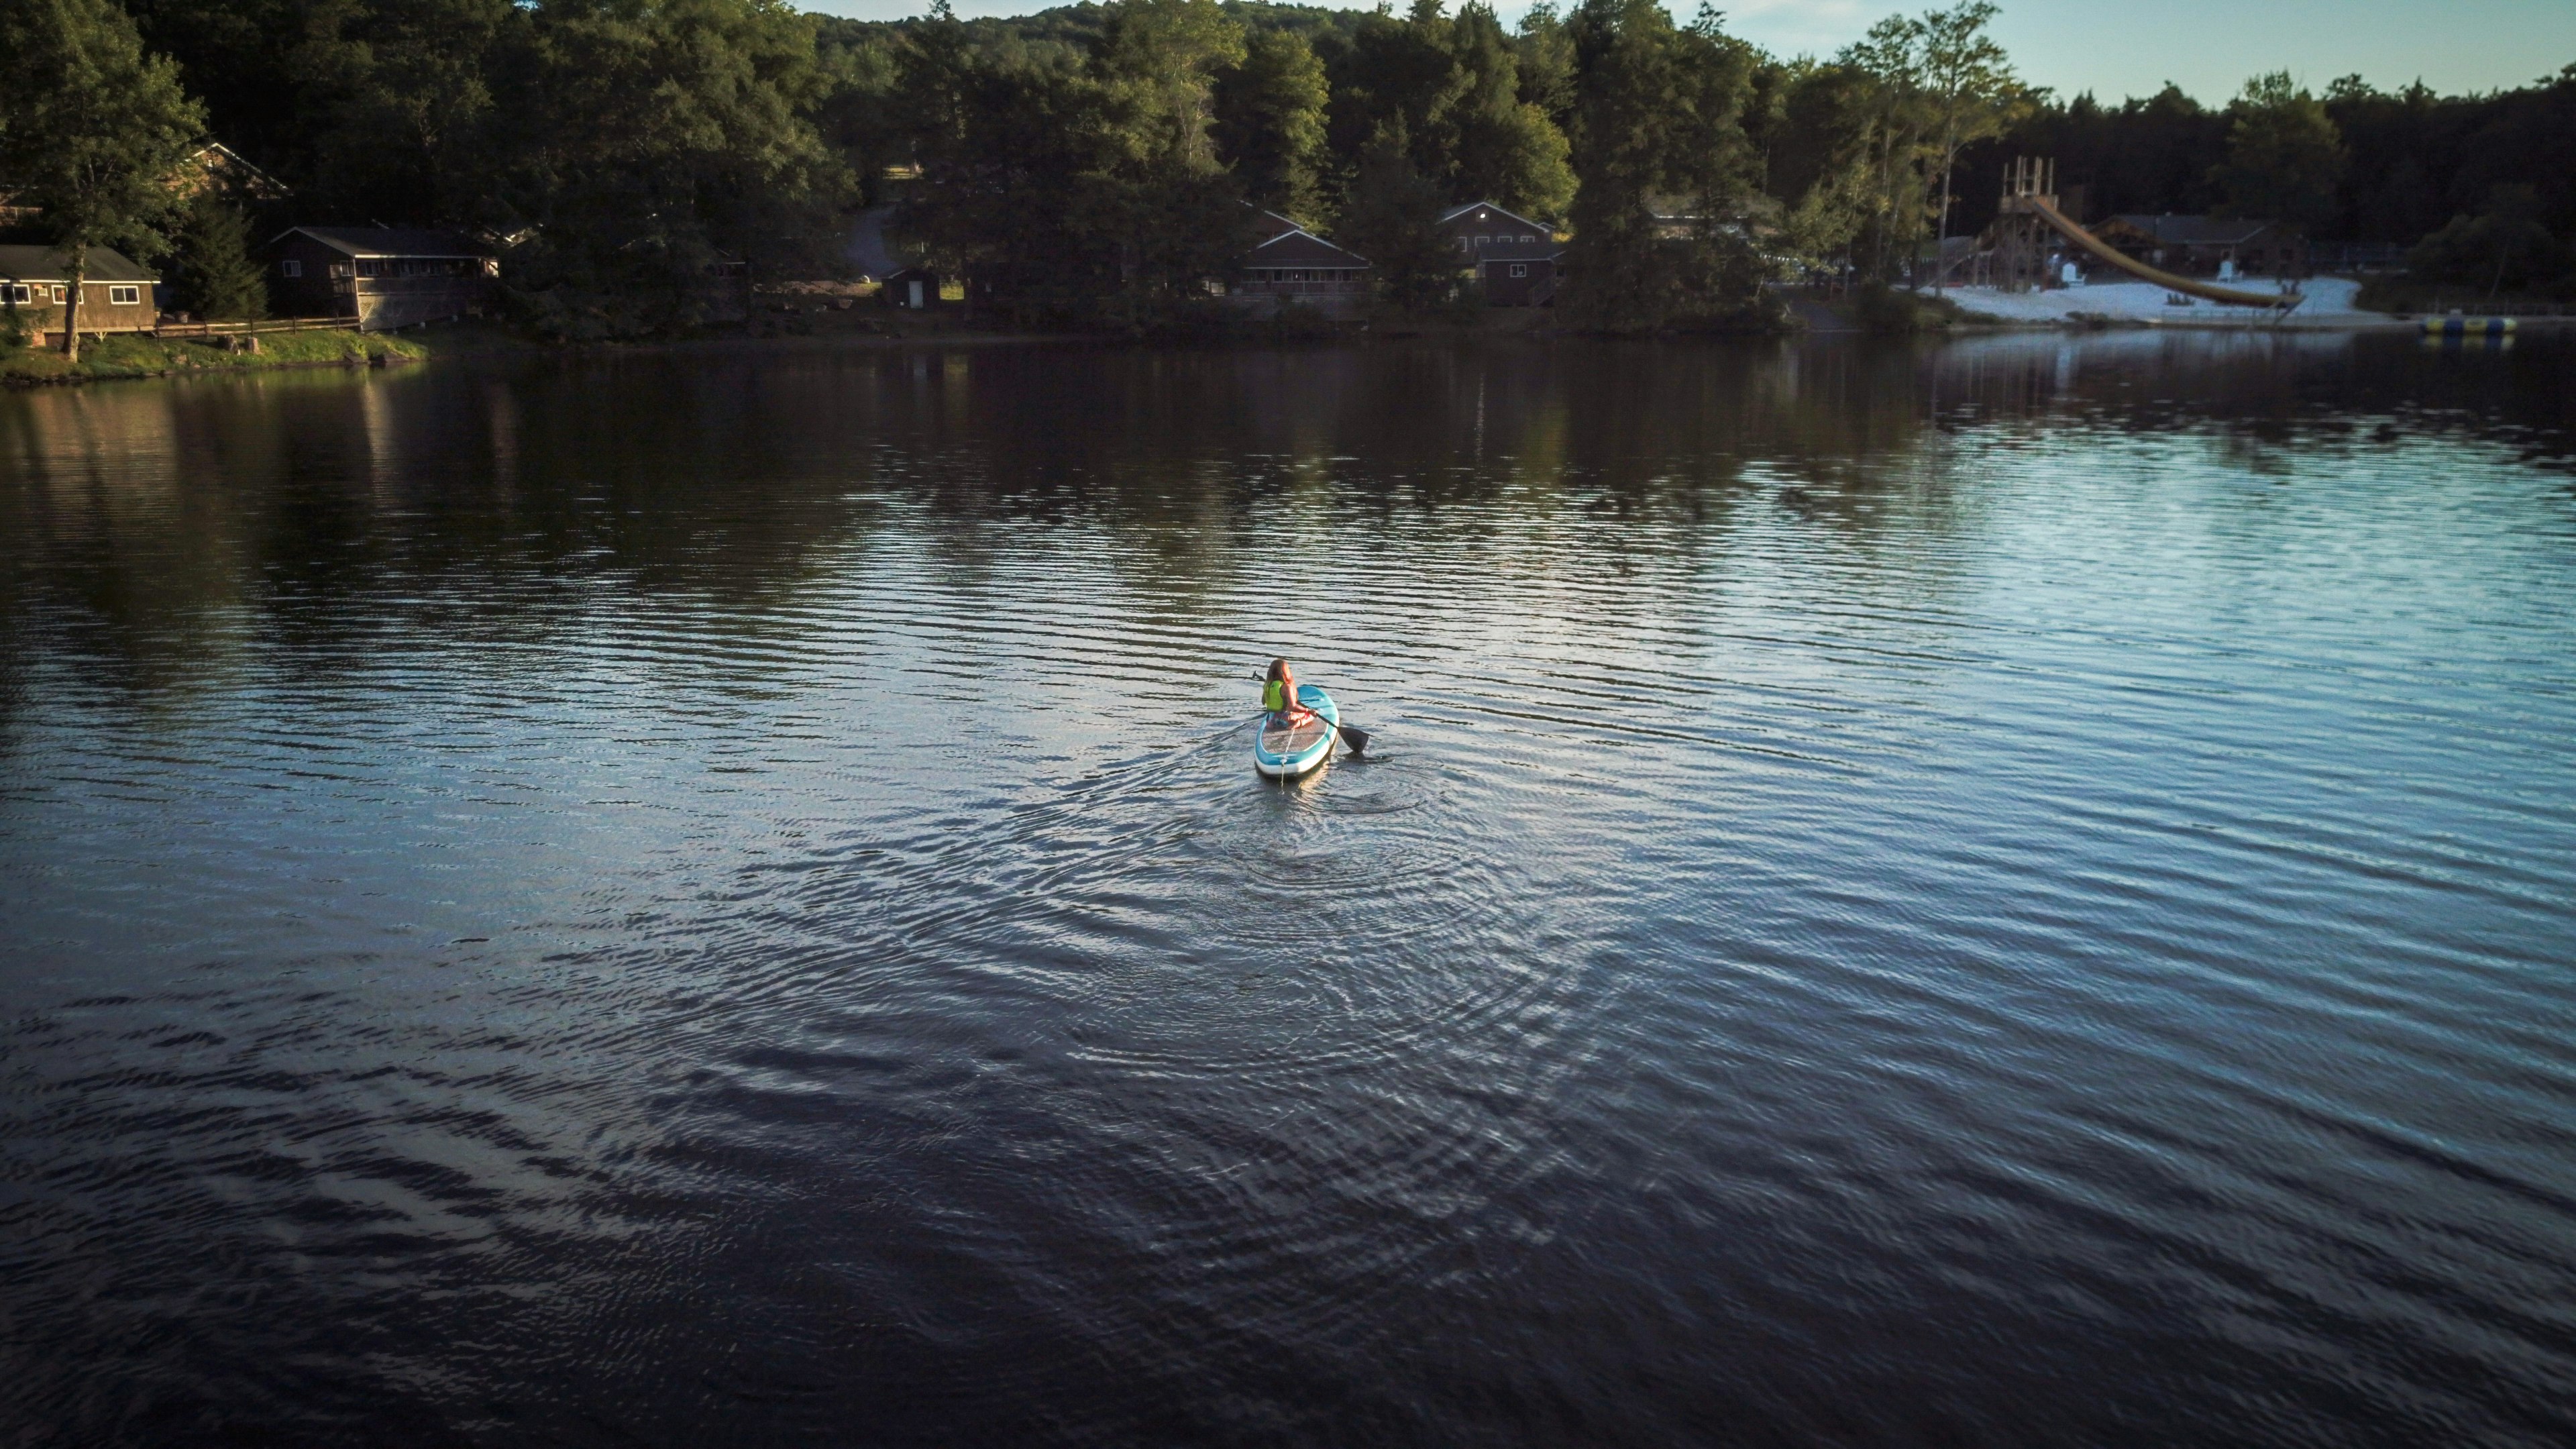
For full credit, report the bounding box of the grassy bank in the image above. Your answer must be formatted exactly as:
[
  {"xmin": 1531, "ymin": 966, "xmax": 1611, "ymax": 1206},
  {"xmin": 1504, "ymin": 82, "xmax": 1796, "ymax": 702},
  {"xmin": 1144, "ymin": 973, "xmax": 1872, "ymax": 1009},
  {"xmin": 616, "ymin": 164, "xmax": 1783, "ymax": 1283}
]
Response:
[{"xmin": 1, "ymin": 328, "xmax": 429, "ymax": 385}]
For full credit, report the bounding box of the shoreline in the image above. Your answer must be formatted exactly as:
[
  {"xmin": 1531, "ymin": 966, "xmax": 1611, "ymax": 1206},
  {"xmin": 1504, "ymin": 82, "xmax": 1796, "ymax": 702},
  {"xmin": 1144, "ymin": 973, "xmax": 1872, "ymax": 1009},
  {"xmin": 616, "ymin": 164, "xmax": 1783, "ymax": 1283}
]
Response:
[{"xmin": 7, "ymin": 303, "xmax": 2559, "ymax": 388}]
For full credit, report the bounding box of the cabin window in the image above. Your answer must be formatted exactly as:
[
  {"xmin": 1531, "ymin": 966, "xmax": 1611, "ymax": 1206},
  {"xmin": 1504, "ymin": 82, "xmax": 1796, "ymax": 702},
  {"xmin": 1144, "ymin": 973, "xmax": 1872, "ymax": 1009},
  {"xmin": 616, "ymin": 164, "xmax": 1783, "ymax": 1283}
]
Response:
[
  {"xmin": 1510, "ymin": 264, "xmax": 1527, "ymax": 278},
  {"xmin": 1475, "ymin": 235, "xmax": 1491, "ymax": 247},
  {"xmin": 5, "ymin": 284, "xmax": 25, "ymax": 305},
  {"xmin": 280, "ymin": 259, "xmax": 303, "ymax": 278},
  {"xmin": 51, "ymin": 285, "xmax": 66, "ymax": 303},
  {"xmin": 107, "ymin": 285, "xmax": 140, "ymax": 306}
]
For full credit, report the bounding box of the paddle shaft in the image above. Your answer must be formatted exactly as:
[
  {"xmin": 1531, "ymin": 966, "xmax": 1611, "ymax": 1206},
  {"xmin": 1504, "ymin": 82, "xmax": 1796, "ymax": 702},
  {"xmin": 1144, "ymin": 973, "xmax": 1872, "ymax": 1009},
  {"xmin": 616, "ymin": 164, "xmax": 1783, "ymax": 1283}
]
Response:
[{"xmin": 1250, "ymin": 678, "xmax": 1370, "ymax": 754}]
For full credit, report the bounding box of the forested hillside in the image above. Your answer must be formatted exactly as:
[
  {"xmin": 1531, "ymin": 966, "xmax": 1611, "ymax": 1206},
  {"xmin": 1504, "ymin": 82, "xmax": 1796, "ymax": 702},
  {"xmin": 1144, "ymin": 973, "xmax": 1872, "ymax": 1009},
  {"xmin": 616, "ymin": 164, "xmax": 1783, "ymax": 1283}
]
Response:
[{"xmin": 4, "ymin": 0, "xmax": 2570, "ymax": 339}]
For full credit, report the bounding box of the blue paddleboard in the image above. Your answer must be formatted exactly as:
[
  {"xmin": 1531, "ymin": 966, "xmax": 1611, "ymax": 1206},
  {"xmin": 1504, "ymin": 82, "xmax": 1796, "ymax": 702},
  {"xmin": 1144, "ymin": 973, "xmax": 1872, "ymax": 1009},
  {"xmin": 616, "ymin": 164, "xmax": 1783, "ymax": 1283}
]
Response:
[{"xmin": 1254, "ymin": 686, "xmax": 1338, "ymax": 779}]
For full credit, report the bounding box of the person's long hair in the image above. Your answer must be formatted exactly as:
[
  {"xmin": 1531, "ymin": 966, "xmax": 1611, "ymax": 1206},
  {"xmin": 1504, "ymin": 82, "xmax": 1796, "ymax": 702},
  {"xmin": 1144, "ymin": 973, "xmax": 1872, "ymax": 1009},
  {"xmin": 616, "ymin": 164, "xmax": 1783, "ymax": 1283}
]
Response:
[{"xmin": 1266, "ymin": 658, "xmax": 1290, "ymax": 684}]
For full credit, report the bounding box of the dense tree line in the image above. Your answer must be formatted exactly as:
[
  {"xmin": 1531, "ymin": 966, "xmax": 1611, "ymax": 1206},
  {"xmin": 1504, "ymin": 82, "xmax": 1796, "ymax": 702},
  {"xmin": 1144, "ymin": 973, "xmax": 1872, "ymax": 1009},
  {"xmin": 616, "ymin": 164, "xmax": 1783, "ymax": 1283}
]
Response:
[{"xmin": 5, "ymin": 0, "xmax": 2571, "ymax": 350}]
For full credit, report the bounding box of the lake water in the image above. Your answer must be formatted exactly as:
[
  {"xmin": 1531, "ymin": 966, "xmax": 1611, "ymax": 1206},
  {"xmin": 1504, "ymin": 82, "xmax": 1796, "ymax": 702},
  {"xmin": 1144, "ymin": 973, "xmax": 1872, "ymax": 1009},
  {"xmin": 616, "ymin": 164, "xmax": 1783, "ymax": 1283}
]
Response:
[{"xmin": 3, "ymin": 333, "xmax": 2573, "ymax": 1446}]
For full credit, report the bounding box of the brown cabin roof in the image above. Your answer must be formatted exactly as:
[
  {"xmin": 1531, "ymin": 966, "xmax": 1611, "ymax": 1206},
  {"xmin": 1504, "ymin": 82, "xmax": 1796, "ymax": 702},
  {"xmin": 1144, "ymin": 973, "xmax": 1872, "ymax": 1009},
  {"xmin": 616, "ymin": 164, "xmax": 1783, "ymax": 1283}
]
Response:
[
  {"xmin": 1440, "ymin": 201, "xmax": 1552, "ymax": 237},
  {"xmin": 1243, "ymin": 229, "xmax": 1368, "ymax": 268},
  {"xmin": 0, "ymin": 244, "xmax": 157, "ymax": 284},
  {"xmin": 273, "ymin": 226, "xmax": 494, "ymax": 260}
]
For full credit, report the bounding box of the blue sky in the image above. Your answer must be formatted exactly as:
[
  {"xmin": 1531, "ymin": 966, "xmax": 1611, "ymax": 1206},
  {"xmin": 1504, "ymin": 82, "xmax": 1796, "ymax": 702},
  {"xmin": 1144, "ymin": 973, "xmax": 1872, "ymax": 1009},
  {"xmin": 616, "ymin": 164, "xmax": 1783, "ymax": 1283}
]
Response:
[{"xmin": 804, "ymin": 0, "xmax": 2576, "ymax": 105}]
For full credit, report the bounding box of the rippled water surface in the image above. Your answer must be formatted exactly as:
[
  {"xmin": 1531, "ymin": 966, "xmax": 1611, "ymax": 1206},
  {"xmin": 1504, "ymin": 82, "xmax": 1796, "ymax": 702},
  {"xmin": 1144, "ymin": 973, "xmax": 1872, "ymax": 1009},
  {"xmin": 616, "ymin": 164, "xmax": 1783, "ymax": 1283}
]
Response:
[{"xmin": 4, "ymin": 333, "xmax": 2574, "ymax": 1446}]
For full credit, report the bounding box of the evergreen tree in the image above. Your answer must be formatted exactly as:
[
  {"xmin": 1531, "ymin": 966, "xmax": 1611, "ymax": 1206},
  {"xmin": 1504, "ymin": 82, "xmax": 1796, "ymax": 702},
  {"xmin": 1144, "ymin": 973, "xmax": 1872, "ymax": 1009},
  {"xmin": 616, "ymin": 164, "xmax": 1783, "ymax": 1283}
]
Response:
[
  {"xmin": 1214, "ymin": 30, "xmax": 1331, "ymax": 221},
  {"xmin": 1322, "ymin": 1, "xmax": 1464, "ymax": 206},
  {"xmin": 482, "ymin": 0, "xmax": 854, "ymax": 335},
  {"xmin": 1332, "ymin": 124, "xmax": 1458, "ymax": 313},
  {"xmin": 2209, "ymin": 71, "xmax": 2344, "ymax": 231},
  {"xmin": 0, "ymin": 0, "xmax": 207, "ymax": 361},
  {"xmin": 1446, "ymin": 3, "xmax": 1573, "ymax": 219},
  {"xmin": 894, "ymin": 0, "xmax": 1253, "ymax": 325},
  {"xmin": 1561, "ymin": 0, "xmax": 1764, "ymax": 329},
  {"xmin": 1512, "ymin": 4, "xmax": 1577, "ymax": 133},
  {"xmin": 287, "ymin": 0, "xmax": 515, "ymax": 226},
  {"xmin": 1092, "ymin": 0, "xmax": 1245, "ymax": 174},
  {"xmin": 167, "ymin": 190, "xmax": 270, "ymax": 325}
]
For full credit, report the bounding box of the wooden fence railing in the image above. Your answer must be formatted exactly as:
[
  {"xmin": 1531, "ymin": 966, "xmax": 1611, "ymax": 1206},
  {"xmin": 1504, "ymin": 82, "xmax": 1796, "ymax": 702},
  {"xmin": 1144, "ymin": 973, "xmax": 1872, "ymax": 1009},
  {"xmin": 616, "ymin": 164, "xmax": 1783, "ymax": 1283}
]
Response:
[{"xmin": 152, "ymin": 316, "xmax": 359, "ymax": 339}]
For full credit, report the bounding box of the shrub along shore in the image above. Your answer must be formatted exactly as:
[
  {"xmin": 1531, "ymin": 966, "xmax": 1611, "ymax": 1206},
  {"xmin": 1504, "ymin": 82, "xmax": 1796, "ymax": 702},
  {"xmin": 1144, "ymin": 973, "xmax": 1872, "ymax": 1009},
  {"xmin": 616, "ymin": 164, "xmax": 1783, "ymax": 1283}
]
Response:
[{"xmin": 0, "ymin": 329, "xmax": 427, "ymax": 385}]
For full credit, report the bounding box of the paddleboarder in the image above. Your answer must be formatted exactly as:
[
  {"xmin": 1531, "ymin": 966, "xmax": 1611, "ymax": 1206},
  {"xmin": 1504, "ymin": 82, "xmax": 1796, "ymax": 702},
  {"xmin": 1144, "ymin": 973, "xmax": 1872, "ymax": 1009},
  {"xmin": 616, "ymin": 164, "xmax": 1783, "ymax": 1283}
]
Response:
[{"xmin": 1263, "ymin": 658, "xmax": 1314, "ymax": 724}]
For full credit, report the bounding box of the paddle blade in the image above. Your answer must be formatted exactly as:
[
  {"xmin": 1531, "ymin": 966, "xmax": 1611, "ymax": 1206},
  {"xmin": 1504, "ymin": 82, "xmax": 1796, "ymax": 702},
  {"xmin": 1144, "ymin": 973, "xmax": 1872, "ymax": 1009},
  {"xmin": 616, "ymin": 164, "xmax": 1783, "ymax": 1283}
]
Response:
[{"xmin": 1337, "ymin": 723, "xmax": 1370, "ymax": 755}]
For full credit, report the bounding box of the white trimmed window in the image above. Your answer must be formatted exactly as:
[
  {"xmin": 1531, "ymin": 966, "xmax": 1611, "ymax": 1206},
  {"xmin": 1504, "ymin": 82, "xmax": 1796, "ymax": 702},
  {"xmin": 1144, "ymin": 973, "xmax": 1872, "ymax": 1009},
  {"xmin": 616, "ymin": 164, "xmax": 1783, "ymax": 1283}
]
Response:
[
  {"xmin": 280, "ymin": 259, "xmax": 303, "ymax": 278},
  {"xmin": 51, "ymin": 285, "xmax": 66, "ymax": 303},
  {"xmin": 108, "ymin": 285, "xmax": 140, "ymax": 306},
  {"xmin": 5, "ymin": 284, "xmax": 26, "ymax": 305},
  {"xmin": 1510, "ymin": 264, "xmax": 1527, "ymax": 278}
]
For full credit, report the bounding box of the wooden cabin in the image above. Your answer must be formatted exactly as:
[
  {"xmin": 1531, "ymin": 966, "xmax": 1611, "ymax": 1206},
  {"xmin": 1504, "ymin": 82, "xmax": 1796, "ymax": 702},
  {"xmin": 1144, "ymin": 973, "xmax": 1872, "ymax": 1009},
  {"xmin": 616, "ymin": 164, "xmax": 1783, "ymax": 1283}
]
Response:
[
  {"xmin": 1234, "ymin": 227, "xmax": 1371, "ymax": 302},
  {"xmin": 3, "ymin": 140, "xmax": 288, "ymax": 228},
  {"xmin": 2092, "ymin": 215, "xmax": 2308, "ymax": 278},
  {"xmin": 1436, "ymin": 202, "xmax": 1563, "ymax": 306},
  {"xmin": 265, "ymin": 227, "xmax": 498, "ymax": 330},
  {"xmin": 1438, "ymin": 201, "xmax": 1553, "ymax": 259},
  {"xmin": 879, "ymin": 267, "xmax": 963, "ymax": 311},
  {"xmin": 0, "ymin": 245, "xmax": 160, "ymax": 343},
  {"xmin": 1473, "ymin": 238, "xmax": 1564, "ymax": 307}
]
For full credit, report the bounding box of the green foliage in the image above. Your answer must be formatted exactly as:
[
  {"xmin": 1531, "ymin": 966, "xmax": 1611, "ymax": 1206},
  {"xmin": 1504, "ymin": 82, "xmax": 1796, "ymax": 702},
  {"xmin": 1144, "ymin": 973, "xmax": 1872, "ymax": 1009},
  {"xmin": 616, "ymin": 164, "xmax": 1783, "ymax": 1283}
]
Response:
[
  {"xmin": 1800, "ymin": 3, "xmax": 2023, "ymax": 286},
  {"xmin": 1512, "ymin": 5, "xmax": 1576, "ymax": 131},
  {"xmin": 2209, "ymin": 71, "xmax": 2345, "ymax": 231},
  {"xmin": 486, "ymin": 0, "xmax": 855, "ymax": 336},
  {"xmin": 1214, "ymin": 30, "xmax": 1331, "ymax": 220},
  {"xmin": 1446, "ymin": 4, "xmax": 1573, "ymax": 219},
  {"xmin": 0, "ymin": 0, "xmax": 207, "ymax": 357},
  {"xmin": 1094, "ymin": 0, "xmax": 1247, "ymax": 173},
  {"xmin": 1911, "ymin": 2, "xmax": 2027, "ymax": 252},
  {"xmin": 1316, "ymin": 1, "xmax": 1574, "ymax": 222},
  {"xmin": 129, "ymin": 0, "xmax": 855, "ymax": 338},
  {"xmin": 102, "ymin": 0, "xmax": 2576, "ymax": 339},
  {"xmin": 1332, "ymin": 126, "xmax": 1462, "ymax": 314},
  {"xmin": 1558, "ymin": 1, "xmax": 1772, "ymax": 331},
  {"xmin": 1853, "ymin": 279, "xmax": 1965, "ymax": 331},
  {"xmin": 294, "ymin": 0, "xmax": 514, "ymax": 226},
  {"xmin": 166, "ymin": 191, "xmax": 270, "ymax": 323},
  {"xmin": 892, "ymin": 0, "xmax": 1258, "ymax": 328},
  {"xmin": 2405, "ymin": 185, "xmax": 2571, "ymax": 298}
]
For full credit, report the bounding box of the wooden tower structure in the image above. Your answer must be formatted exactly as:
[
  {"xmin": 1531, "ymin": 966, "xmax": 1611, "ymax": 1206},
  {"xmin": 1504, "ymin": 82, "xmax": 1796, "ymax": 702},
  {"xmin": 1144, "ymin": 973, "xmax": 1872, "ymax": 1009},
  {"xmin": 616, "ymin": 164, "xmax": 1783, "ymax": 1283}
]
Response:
[{"xmin": 1993, "ymin": 157, "xmax": 2058, "ymax": 292}]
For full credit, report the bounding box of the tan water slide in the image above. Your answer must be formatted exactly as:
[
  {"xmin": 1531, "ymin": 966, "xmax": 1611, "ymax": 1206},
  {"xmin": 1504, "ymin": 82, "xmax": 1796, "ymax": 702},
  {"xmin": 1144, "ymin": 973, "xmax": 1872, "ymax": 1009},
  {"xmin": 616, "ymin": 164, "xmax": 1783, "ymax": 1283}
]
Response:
[{"xmin": 2023, "ymin": 196, "xmax": 2303, "ymax": 312}]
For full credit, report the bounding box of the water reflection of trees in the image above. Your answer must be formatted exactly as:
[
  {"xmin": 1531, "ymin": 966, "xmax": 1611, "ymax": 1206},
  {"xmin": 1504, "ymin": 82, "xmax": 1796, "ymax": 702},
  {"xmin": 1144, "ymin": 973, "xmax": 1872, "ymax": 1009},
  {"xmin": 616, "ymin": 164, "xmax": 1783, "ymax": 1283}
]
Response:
[{"xmin": 3, "ymin": 333, "xmax": 2564, "ymax": 706}]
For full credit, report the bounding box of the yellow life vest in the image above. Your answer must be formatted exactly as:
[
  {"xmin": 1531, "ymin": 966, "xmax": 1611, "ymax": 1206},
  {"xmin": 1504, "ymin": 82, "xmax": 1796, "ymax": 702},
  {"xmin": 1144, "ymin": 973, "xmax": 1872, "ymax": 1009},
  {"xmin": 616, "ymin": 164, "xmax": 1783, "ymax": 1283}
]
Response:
[{"xmin": 1263, "ymin": 679, "xmax": 1288, "ymax": 712}]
